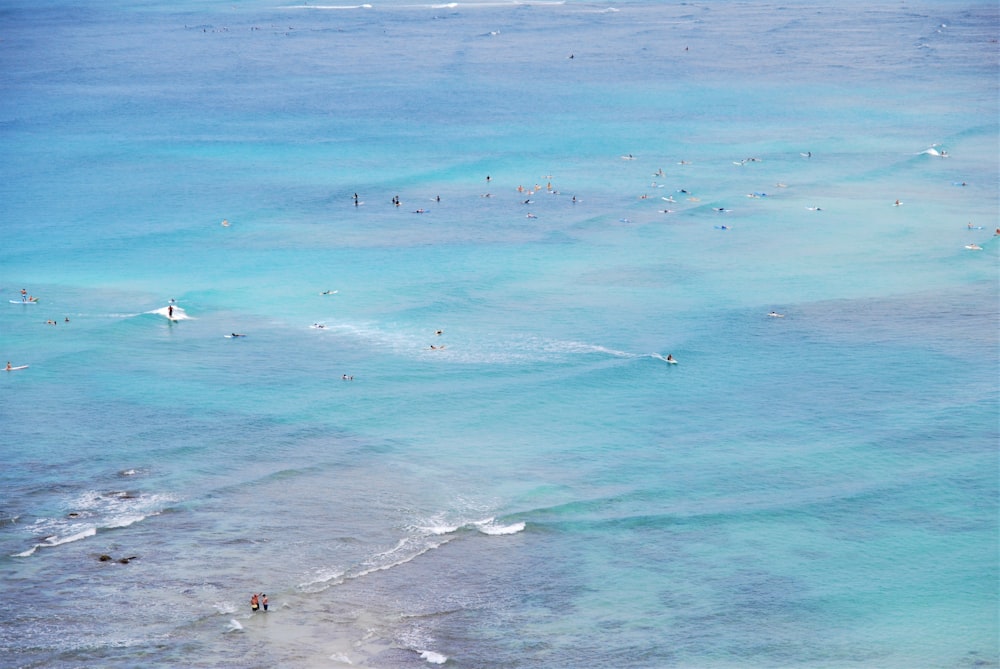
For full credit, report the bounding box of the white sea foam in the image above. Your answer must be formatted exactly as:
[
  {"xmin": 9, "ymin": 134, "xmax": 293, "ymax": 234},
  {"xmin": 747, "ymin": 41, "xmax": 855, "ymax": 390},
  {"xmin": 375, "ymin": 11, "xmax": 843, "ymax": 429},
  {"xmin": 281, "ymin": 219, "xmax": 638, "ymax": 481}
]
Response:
[
  {"xmin": 475, "ymin": 519, "xmax": 525, "ymax": 535},
  {"xmin": 298, "ymin": 538, "xmax": 450, "ymax": 593},
  {"xmin": 103, "ymin": 513, "xmax": 152, "ymax": 529},
  {"xmin": 372, "ymin": 537, "xmax": 410, "ymax": 559},
  {"xmin": 12, "ymin": 526, "xmax": 98, "ymax": 557},
  {"xmin": 11, "ymin": 490, "xmax": 175, "ymax": 557},
  {"xmin": 419, "ymin": 522, "xmax": 460, "ymax": 535},
  {"xmin": 419, "ymin": 650, "xmax": 448, "ymax": 664},
  {"xmin": 148, "ymin": 306, "xmax": 192, "ymax": 320},
  {"xmin": 303, "ymin": 537, "xmax": 453, "ymax": 593},
  {"xmin": 69, "ymin": 490, "xmax": 174, "ymax": 530},
  {"xmin": 354, "ymin": 537, "xmax": 450, "ymax": 579},
  {"xmin": 214, "ymin": 601, "xmax": 237, "ymax": 615},
  {"xmin": 410, "ymin": 512, "xmax": 462, "ymax": 535},
  {"xmin": 226, "ymin": 619, "xmax": 244, "ymax": 632},
  {"xmin": 298, "ymin": 567, "xmax": 346, "ymax": 593}
]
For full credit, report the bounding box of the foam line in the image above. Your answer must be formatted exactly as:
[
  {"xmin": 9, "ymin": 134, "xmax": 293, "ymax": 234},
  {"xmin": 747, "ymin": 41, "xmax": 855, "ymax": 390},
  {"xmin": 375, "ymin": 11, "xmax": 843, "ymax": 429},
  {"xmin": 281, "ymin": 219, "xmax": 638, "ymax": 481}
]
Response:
[{"xmin": 12, "ymin": 527, "xmax": 97, "ymax": 557}]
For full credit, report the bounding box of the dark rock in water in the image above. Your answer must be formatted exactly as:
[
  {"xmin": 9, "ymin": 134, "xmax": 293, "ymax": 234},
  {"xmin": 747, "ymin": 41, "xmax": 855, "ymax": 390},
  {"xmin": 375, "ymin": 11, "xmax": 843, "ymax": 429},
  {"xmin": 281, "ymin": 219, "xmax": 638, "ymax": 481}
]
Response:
[
  {"xmin": 118, "ymin": 556, "xmax": 138, "ymax": 564},
  {"xmin": 67, "ymin": 512, "xmax": 80, "ymax": 518},
  {"xmin": 99, "ymin": 554, "xmax": 113, "ymax": 562}
]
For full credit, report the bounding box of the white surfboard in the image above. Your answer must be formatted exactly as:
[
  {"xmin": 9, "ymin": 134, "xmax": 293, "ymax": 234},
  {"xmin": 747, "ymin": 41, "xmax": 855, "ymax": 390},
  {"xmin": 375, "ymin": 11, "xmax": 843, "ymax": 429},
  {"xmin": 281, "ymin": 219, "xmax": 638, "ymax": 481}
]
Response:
[
  {"xmin": 9, "ymin": 300, "xmax": 37, "ymax": 304},
  {"xmin": 4, "ymin": 365, "xmax": 28, "ymax": 371}
]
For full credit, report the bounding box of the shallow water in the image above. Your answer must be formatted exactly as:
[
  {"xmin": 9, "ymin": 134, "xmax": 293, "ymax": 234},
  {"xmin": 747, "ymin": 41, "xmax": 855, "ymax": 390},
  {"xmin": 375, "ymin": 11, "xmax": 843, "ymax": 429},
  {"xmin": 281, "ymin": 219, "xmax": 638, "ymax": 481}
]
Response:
[{"xmin": 1, "ymin": 1, "xmax": 997, "ymax": 667}]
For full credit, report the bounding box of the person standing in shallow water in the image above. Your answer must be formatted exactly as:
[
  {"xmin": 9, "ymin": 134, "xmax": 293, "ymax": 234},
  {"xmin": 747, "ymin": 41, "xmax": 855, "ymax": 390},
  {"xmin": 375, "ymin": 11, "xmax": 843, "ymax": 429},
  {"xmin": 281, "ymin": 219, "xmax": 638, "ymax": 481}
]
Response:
[
  {"xmin": 261, "ymin": 594, "xmax": 268, "ymax": 611},
  {"xmin": 250, "ymin": 593, "xmax": 259, "ymax": 612}
]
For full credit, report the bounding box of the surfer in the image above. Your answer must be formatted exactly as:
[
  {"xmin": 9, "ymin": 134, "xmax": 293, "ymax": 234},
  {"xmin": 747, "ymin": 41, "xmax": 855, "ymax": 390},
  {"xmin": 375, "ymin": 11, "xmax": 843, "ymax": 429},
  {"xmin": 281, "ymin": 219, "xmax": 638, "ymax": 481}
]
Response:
[
  {"xmin": 168, "ymin": 305, "xmax": 174, "ymax": 318},
  {"xmin": 5, "ymin": 361, "xmax": 11, "ymax": 371},
  {"xmin": 666, "ymin": 354, "xmax": 674, "ymax": 362},
  {"xmin": 768, "ymin": 311, "xmax": 784, "ymax": 318},
  {"xmin": 230, "ymin": 333, "xmax": 245, "ymax": 338}
]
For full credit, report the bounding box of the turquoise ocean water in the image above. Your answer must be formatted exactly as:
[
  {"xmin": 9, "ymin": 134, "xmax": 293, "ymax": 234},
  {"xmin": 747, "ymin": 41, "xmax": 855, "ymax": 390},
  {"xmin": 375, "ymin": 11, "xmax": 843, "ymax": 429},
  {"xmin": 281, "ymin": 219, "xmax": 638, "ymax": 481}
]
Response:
[{"xmin": 1, "ymin": 1, "xmax": 997, "ymax": 667}]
